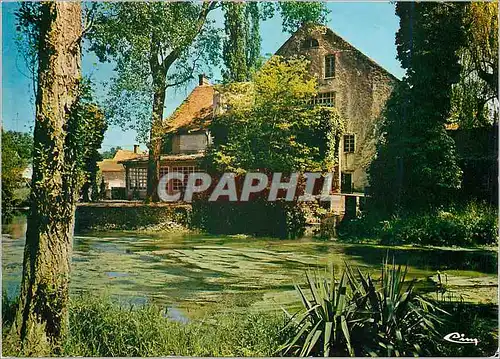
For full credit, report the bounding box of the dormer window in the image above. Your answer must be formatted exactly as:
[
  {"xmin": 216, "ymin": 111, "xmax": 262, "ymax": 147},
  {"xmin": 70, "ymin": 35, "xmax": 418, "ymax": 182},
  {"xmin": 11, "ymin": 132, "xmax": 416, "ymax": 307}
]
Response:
[{"xmin": 302, "ymin": 37, "xmax": 319, "ymax": 49}]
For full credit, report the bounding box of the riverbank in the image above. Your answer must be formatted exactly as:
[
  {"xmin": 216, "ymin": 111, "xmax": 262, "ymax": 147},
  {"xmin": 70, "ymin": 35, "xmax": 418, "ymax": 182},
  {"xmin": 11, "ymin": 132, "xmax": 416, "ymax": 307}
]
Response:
[
  {"xmin": 75, "ymin": 202, "xmax": 192, "ymax": 232},
  {"xmin": 336, "ymin": 201, "xmax": 498, "ymax": 247},
  {"xmin": 2, "ymin": 293, "xmax": 288, "ymax": 357}
]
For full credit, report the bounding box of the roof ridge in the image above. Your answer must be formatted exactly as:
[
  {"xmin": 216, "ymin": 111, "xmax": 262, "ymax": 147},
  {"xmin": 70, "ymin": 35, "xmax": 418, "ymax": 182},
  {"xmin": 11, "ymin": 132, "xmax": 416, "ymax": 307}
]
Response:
[{"xmin": 276, "ymin": 22, "xmax": 400, "ymax": 81}]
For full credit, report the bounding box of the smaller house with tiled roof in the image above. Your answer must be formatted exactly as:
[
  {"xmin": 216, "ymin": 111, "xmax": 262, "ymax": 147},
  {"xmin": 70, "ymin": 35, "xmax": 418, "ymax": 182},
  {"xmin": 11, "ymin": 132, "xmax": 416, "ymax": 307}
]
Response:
[
  {"xmin": 120, "ymin": 75, "xmax": 214, "ymax": 200},
  {"xmin": 98, "ymin": 146, "xmax": 145, "ymax": 199}
]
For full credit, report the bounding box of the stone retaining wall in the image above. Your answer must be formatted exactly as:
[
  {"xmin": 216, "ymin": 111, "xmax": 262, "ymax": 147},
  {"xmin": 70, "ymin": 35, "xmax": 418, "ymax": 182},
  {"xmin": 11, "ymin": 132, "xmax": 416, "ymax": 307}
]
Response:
[{"xmin": 75, "ymin": 202, "xmax": 191, "ymax": 231}]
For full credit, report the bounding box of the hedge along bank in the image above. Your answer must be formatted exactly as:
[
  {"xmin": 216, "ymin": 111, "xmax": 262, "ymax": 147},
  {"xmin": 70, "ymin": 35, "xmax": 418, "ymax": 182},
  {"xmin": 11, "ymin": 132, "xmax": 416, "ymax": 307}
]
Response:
[{"xmin": 157, "ymin": 172, "xmax": 341, "ymax": 202}]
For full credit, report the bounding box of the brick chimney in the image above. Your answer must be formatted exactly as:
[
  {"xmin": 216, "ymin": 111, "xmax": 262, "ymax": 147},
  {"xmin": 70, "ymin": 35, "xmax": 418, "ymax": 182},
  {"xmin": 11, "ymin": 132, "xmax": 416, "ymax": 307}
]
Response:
[
  {"xmin": 198, "ymin": 74, "xmax": 209, "ymax": 86},
  {"xmin": 133, "ymin": 144, "xmax": 139, "ymax": 154}
]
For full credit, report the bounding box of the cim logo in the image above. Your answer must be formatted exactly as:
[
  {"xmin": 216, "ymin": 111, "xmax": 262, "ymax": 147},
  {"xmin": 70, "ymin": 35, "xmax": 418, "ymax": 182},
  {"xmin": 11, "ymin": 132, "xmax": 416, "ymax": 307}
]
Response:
[{"xmin": 443, "ymin": 332, "xmax": 479, "ymax": 346}]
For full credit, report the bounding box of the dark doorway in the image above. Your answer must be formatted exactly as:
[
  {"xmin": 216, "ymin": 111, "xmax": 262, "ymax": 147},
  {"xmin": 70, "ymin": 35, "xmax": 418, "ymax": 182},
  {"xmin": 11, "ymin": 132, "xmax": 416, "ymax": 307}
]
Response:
[{"xmin": 341, "ymin": 172, "xmax": 352, "ymax": 193}]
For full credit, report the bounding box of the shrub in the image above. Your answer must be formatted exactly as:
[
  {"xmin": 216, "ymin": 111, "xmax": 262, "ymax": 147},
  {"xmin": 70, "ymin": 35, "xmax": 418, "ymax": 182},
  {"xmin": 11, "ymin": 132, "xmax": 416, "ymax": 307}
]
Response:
[
  {"xmin": 192, "ymin": 198, "xmax": 306, "ymax": 239},
  {"xmin": 339, "ymin": 201, "xmax": 498, "ymax": 247},
  {"xmin": 380, "ymin": 202, "xmax": 498, "ymax": 246},
  {"xmin": 336, "ymin": 213, "xmax": 384, "ymax": 241},
  {"xmin": 280, "ymin": 270, "xmax": 354, "ymax": 356},
  {"xmin": 281, "ymin": 258, "xmax": 447, "ymax": 356}
]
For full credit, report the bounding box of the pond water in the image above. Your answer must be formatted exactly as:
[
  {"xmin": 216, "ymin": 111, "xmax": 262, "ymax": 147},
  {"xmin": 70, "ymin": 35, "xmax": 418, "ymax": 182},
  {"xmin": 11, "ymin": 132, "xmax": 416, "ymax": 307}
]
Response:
[{"xmin": 2, "ymin": 214, "xmax": 498, "ymax": 320}]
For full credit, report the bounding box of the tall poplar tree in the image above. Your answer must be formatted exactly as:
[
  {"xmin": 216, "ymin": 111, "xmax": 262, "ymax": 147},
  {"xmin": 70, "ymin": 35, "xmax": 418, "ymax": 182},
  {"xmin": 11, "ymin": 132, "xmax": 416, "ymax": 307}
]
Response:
[
  {"xmin": 369, "ymin": 2, "xmax": 466, "ymax": 214},
  {"xmin": 222, "ymin": 1, "xmax": 329, "ymax": 82}
]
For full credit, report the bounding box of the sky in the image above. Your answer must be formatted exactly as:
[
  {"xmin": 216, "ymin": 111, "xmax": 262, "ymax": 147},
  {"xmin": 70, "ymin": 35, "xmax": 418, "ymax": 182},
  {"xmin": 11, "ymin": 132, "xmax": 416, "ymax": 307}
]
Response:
[{"xmin": 1, "ymin": 2, "xmax": 404, "ymax": 153}]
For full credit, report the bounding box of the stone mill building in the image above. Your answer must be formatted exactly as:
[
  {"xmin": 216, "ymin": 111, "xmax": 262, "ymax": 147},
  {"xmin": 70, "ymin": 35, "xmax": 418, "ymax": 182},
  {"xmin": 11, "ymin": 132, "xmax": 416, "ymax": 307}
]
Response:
[{"xmin": 276, "ymin": 23, "xmax": 398, "ymax": 193}]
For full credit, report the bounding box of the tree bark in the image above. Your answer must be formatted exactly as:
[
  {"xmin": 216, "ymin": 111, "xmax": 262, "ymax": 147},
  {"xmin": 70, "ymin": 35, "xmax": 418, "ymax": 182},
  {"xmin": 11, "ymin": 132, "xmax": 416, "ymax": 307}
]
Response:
[
  {"xmin": 145, "ymin": 33, "xmax": 167, "ymax": 202},
  {"xmin": 146, "ymin": 79, "xmax": 166, "ymax": 202},
  {"xmin": 14, "ymin": 2, "xmax": 82, "ymax": 353},
  {"xmin": 81, "ymin": 181, "xmax": 91, "ymax": 202}
]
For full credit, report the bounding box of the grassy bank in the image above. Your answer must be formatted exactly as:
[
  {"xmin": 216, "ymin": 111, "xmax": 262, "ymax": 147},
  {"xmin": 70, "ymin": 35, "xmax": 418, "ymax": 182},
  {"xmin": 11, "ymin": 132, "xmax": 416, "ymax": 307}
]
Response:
[
  {"xmin": 3, "ymin": 278, "xmax": 497, "ymax": 357},
  {"xmin": 2, "ymin": 294, "xmax": 289, "ymax": 357}
]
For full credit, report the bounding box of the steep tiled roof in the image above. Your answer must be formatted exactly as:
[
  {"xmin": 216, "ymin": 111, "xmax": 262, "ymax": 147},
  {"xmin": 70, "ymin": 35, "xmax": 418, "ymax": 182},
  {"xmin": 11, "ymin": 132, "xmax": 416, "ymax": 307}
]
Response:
[
  {"xmin": 113, "ymin": 149, "xmax": 144, "ymax": 161},
  {"xmin": 98, "ymin": 159, "xmax": 125, "ymax": 172},
  {"xmin": 98, "ymin": 148, "xmax": 144, "ymax": 173},
  {"xmin": 164, "ymin": 84, "xmax": 214, "ymax": 134}
]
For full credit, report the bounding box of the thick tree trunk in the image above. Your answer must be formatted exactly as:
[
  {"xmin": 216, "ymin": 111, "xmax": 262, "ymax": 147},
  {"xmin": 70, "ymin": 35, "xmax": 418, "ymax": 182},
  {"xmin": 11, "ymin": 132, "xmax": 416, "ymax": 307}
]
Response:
[
  {"xmin": 146, "ymin": 59, "xmax": 167, "ymax": 202},
  {"xmin": 146, "ymin": 85, "xmax": 166, "ymax": 202},
  {"xmin": 14, "ymin": 2, "xmax": 82, "ymax": 353},
  {"xmin": 81, "ymin": 181, "xmax": 91, "ymax": 202}
]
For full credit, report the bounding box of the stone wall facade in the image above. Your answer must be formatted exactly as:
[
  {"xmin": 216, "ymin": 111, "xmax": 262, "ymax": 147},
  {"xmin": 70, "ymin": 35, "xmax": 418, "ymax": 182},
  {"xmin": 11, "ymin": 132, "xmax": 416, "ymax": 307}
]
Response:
[{"xmin": 276, "ymin": 24, "xmax": 398, "ymax": 192}]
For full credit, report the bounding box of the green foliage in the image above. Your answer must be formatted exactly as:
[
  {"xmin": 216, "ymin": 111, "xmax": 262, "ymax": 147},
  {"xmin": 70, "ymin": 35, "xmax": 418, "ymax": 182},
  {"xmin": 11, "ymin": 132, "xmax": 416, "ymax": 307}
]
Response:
[
  {"xmin": 449, "ymin": 50, "xmax": 495, "ymax": 128},
  {"xmin": 71, "ymin": 80, "xmax": 107, "ymax": 202},
  {"xmin": 66, "ymin": 295, "xmax": 287, "ymax": 357},
  {"xmin": 14, "ymin": 2, "xmax": 42, "ymax": 97},
  {"xmin": 463, "ymin": 2, "xmax": 498, "ymax": 97},
  {"xmin": 437, "ymin": 302, "xmax": 498, "ymax": 357},
  {"xmin": 1, "ymin": 130, "xmax": 33, "ymax": 219},
  {"xmin": 207, "ymin": 56, "xmax": 344, "ymax": 173},
  {"xmin": 222, "ymin": 2, "xmax": 329, "ymax": 82},
  {"xmin": 222, "ymin": 3, "xmax": 252, "ymax": 82},
  {"xmin": 3, "ymin": 294, "xmax": 288, "ymax": 357},
  {"xmin": 191, "ymin": 199, "xmax": 306, "ymax": 239},
  {"xmin": 370, "ymin": 3, "xmax": 466, "ymax": 214},
  {"xmin": 282, "ymin": 259, "xmax": 446, "ymax": 356},
  {"xmin": 346, "ymin": 259, "xmax": 446, "ymax": 356},
  {"xmin": 378, "ymin": 202, "xmax": 498, "ymax": 247},
  {"xmin": 88, "ymin": 2, "xmax": 221, "ymax": 143},
  {"xmin": 339, "ymin": 201, "xmax": 498, "ymax": 247},
  {"xmin": 281, "ymin": 269, "xmax": 353, "ymax": 356},
  {"xmin": 100, "ymin": 146, "xmax": 122, "ymax": 160},
  {"xmin": 277, "ymin": 2, "xmax": 330, "ymax": 33},
  {"xmin": 449, "ymin": 3, "xmax": 499, "ymax": 128}
]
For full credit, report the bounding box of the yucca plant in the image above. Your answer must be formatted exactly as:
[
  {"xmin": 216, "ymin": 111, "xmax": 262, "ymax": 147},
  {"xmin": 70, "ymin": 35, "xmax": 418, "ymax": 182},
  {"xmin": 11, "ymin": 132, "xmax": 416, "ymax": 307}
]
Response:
[
  {"xmin": 346, "ymin": 257, "xmax": 448, "ymax": 357},
  {"xmin": 281, "ymin": 257, "xmax": 448, "ymax": 357},
  {"xmin": 279, "ymin": 267, "xmax": 355, "ymax": 357}
]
